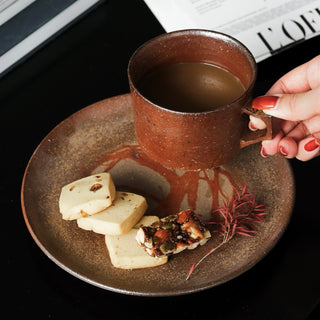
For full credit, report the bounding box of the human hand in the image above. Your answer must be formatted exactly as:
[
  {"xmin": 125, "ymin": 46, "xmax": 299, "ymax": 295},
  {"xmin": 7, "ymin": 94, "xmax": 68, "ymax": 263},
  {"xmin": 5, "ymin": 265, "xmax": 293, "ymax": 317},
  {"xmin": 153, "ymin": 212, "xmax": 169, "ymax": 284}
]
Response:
[{"xmin": 249, "ymin": 55, "xmax": 320, "ymax": 161}]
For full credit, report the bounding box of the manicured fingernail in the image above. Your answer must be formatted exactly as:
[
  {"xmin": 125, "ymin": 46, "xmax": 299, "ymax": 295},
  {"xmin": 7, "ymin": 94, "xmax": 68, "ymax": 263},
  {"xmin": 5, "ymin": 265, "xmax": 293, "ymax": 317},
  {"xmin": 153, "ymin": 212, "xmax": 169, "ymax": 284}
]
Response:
[
  {"xmin": 304, "ymin": 138, "xmax": 320, "ymax": 152},
  {"xmin": 260, "ymin": 145, "xmax": 269, "ymax": 158},
  {"xmin": 252, "ymin": 96, "xmax": 279, "ymax": 110},
  {"xmin": 278, "ymin": 145, "xmax": 288, "ymax": 157}
]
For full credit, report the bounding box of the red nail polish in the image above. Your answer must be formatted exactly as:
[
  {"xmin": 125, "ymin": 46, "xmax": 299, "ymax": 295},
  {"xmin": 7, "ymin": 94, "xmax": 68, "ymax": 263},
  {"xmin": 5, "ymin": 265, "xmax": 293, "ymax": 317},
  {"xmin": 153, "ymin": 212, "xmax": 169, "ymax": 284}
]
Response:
[
  {"xmin": 252, "ymin": 96, "xmax": 279, "ymax": 110},
  {"xmin": 278, "ymin": 145, "xmax": 288, "ymax": 157},
  {"xmin": 260, "ymin": 145, "xmax": 268, "ymax": 158},
  {"xmin": 304, "ymin": 139, "xmax": 320, "ymax": 152}
]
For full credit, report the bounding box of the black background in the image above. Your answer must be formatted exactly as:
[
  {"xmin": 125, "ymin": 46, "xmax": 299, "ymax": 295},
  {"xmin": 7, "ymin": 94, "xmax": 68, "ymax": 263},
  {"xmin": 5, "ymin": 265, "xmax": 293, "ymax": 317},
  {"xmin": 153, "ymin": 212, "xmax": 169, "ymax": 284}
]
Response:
[{"xmin": 3, "ymin": 1, "xmax": 319, "ymax": 319}]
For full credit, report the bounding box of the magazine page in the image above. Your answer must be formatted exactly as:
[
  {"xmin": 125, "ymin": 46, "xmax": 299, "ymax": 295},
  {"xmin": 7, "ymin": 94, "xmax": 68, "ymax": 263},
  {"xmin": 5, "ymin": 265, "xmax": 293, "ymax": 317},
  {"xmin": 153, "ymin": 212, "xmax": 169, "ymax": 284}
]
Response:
[
  {"xmin": 0, "ymin": 0, "xmax": 104, "ymax": 77},
  {"xmin": 144, "ymin": 0, "xmax": 320, "ymax": 61}
]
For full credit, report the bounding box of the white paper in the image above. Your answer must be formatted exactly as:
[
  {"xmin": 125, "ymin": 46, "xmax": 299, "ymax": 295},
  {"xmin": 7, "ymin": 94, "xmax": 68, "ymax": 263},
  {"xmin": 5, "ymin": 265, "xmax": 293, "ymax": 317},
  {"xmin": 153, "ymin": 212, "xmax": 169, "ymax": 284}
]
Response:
[{"xmin": 144, "ymin": 0, "xmax": 320, "ymax": 61}]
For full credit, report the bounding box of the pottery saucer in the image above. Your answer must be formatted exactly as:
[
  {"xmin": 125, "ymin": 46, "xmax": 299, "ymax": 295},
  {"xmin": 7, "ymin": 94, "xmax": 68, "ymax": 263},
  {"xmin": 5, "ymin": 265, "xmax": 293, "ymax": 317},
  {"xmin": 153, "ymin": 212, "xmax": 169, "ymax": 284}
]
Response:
[{"xmin": 21, "ymin": 94, "xmax": 294, "ymax": 296}]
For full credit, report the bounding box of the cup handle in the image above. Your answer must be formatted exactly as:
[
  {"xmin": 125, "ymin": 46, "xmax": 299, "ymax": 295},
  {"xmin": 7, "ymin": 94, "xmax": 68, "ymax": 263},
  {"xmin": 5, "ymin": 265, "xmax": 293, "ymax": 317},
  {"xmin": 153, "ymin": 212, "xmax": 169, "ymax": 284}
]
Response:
[{"xmin": 240, "ymin": 104, "xmax": 282, "ymax": 148}]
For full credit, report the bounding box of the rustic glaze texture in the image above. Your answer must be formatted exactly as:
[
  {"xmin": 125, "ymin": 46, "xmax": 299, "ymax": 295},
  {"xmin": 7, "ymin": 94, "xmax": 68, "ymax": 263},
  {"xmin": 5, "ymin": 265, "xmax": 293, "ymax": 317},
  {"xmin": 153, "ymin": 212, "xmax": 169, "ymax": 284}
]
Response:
[
  {"xmin": 128, "ymin": 30, "xmax": 273, "ymax": 170},
  {"xmin": 21, "ymin": 94, "xmax": 294, "ymax": 296}
]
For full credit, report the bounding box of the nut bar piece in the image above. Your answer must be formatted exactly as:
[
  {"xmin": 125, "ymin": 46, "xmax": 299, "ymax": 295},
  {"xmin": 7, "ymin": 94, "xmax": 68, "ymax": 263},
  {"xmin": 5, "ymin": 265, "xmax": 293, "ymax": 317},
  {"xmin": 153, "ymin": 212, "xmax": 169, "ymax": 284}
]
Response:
[{"xmin": 136, "ymin": 209, "xmax": 211, "ymax": 257}]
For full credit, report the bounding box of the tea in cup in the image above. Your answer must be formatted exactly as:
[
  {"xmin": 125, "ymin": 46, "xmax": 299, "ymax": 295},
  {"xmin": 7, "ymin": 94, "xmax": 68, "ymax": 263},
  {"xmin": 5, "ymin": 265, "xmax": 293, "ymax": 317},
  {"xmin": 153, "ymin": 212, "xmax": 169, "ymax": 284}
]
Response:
[{"xmin": 128, "ymin": 30, "xmax": 275, "ymax": 170}]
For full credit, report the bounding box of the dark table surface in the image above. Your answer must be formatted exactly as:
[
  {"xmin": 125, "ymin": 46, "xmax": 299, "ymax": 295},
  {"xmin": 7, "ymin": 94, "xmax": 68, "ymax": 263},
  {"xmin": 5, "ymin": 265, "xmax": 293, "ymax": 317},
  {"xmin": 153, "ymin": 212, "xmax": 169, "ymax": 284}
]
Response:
[{"xmin": 3, "ymin": 1, "xmax": 320, "ymax": 319}]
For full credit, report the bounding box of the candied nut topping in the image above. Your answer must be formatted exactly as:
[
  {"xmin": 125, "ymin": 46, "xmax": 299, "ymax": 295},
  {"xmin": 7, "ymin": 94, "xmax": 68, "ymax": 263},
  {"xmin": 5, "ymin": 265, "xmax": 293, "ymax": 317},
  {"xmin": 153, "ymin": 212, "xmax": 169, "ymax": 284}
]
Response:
[
  {"xmin": 90, "ymin": 183, "xmax": 103, "ymax": 192},
  {"xmin": 136, "ymin": 209, "xmax": 210, "ymax": 257}
]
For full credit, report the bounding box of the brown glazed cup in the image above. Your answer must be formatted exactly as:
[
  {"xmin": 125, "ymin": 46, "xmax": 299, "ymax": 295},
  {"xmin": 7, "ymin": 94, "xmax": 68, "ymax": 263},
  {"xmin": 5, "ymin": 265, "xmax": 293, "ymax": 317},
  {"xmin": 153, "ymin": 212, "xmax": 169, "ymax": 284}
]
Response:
[{"xmin": 128, "ymin": 29, "xmax": 276, "ymax": 170}]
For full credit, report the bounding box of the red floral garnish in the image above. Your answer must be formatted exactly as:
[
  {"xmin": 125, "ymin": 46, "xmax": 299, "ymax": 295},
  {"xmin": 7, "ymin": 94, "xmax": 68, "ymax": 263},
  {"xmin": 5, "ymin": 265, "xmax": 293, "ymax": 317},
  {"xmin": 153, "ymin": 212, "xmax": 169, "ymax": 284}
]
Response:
[{"xmin": 186, "ymin": 183, "xmax": 267, "ymax": 280}]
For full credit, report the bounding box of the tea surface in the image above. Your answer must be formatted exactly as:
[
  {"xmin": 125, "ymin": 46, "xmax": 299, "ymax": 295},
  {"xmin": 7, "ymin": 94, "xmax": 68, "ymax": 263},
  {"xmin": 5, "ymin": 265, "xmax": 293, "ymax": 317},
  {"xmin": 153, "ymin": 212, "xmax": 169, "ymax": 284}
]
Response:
[{"xmin": 137, "ymin": 62, "xmax": 245, "ymax": 112}]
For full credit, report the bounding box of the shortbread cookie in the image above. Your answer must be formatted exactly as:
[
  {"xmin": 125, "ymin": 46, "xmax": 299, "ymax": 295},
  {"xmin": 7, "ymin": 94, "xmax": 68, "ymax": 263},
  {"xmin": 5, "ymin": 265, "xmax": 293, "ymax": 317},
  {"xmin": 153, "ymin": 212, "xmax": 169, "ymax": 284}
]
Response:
[
  {"xmin": 77, "ymin": 191, "xmax": 147, "ymax": 235},
  {"xmin": 59, "ymin": 172, "xmax": 116, "ymax": 220},
  {"xmin": 105, "ymin": 216, "xmax": 168, "ymax": 269}
]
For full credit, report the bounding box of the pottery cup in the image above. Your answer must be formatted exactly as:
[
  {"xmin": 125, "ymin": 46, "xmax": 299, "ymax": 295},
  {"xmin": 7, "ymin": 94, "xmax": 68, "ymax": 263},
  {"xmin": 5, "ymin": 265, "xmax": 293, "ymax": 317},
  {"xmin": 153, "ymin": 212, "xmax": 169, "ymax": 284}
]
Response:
[{"xmin": 128, "ymin": 30, "xmax": 276, "ymax": 170}]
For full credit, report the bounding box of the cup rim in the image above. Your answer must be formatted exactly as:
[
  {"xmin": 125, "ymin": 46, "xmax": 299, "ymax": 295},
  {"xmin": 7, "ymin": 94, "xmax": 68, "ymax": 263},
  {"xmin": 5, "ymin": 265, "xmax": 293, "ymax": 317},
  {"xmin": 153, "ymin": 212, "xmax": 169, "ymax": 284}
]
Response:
[{"xmin": 128, "ymin": 29, "xmax": 257, "ymax": 116}]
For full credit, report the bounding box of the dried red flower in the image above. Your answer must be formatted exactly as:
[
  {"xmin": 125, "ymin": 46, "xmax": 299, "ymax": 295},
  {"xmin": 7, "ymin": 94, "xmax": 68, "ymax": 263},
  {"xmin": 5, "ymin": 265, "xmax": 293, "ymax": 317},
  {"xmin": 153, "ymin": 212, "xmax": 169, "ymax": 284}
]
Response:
[{"xmin": 186, "ymin": 183, "xmax": 267, "ymax": 280}]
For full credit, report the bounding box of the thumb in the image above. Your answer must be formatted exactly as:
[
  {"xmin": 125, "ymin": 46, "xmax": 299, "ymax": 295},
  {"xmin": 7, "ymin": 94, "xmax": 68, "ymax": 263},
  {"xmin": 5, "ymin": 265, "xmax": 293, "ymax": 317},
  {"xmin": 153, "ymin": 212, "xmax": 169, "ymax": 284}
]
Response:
[{"xmin": 252, "ymin": 86, "xmax": 320, "ymax": 121}]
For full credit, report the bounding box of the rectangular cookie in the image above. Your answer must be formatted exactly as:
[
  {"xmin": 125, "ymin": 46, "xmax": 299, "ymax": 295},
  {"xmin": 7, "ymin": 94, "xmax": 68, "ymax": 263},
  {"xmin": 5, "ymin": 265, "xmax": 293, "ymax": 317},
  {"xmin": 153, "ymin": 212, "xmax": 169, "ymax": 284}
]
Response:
[
  {"xmin": 59, "ymin": 172, "xmax": 116, "ymax": 220},
  {"xmin": 77, "ymin": 191, "xmax": 147, "ymax": 235},
  {"xmin": 105, "ymin": 216, "xmax": 168, "ymax": 269}
]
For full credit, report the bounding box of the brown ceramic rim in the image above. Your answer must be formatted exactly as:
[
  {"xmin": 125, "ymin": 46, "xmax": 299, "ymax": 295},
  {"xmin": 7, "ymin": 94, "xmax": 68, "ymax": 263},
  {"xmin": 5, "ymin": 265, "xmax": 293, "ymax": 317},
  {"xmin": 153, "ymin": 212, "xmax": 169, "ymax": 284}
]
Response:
[{"xmin": 128, "ymin": 29, "xmax": 257, "ymax": 115}]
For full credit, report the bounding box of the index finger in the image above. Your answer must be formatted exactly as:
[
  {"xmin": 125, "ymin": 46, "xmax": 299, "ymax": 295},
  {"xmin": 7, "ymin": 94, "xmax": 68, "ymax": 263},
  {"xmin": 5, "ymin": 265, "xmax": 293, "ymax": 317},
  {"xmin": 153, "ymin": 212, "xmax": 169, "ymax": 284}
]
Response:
[{"xmin": 261, "ymin": 87, "xmax": 320, "ymax": 121}]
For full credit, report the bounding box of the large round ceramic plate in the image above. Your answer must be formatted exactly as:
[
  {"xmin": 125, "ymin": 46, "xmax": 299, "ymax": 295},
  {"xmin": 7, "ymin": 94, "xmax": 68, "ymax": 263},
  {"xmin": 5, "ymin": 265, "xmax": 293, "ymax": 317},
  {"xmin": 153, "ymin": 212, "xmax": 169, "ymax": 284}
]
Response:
[{"xmin": 21, "ymin": 94, "xmax": 294, "ymax": 296}]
